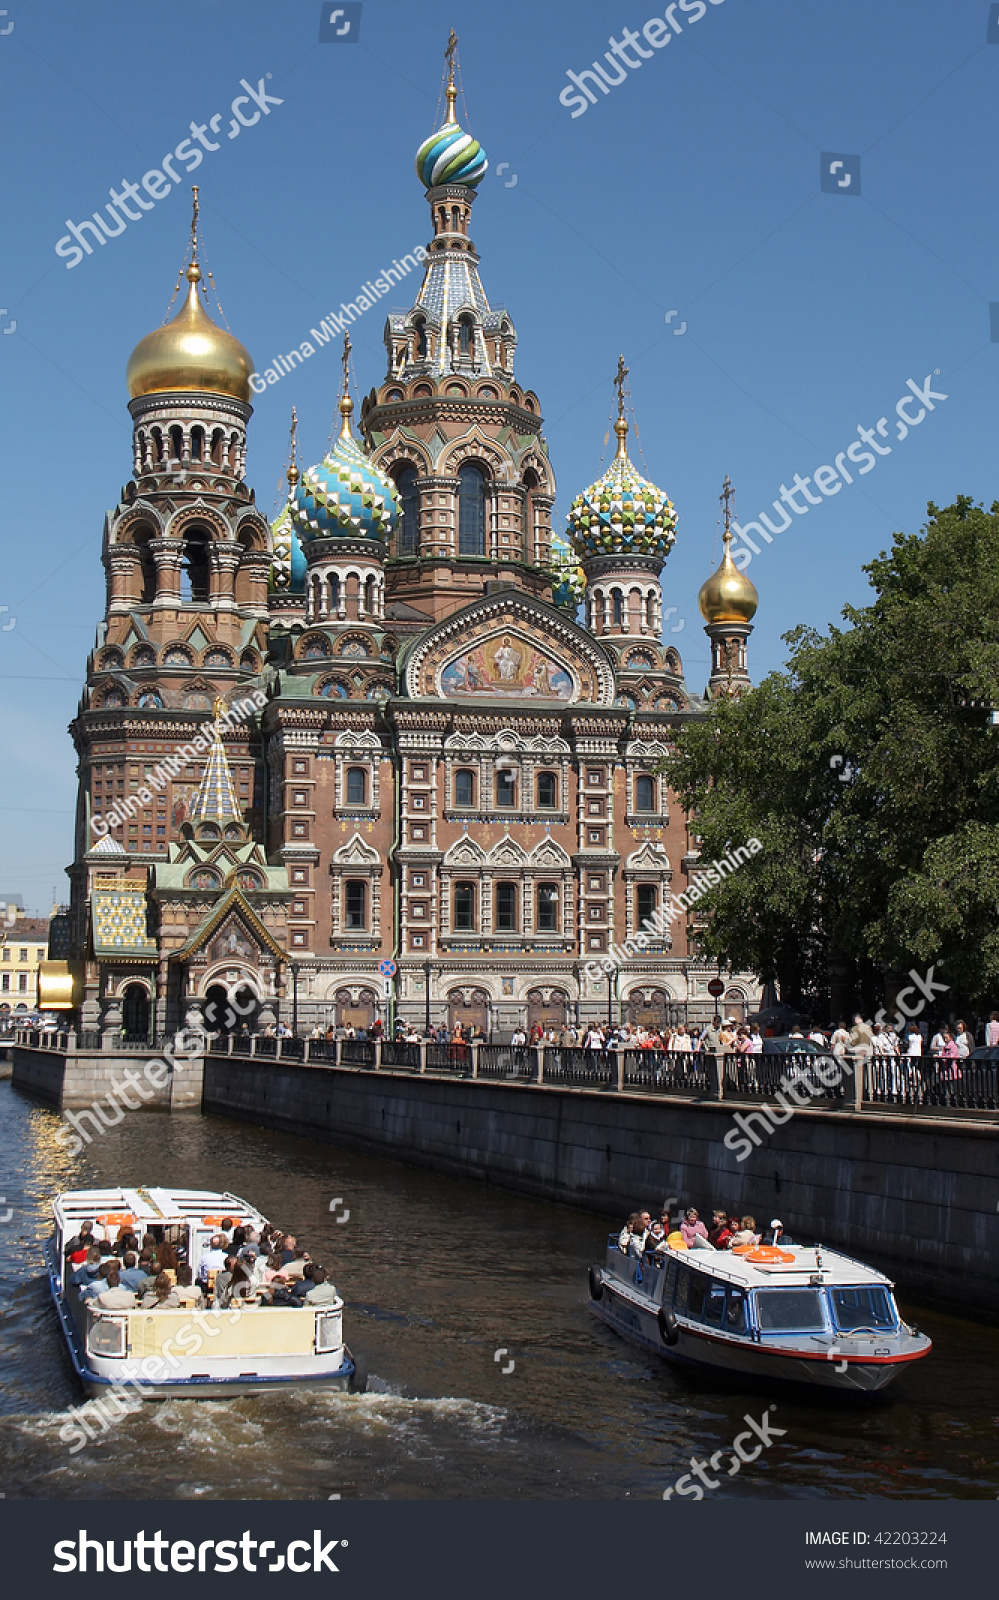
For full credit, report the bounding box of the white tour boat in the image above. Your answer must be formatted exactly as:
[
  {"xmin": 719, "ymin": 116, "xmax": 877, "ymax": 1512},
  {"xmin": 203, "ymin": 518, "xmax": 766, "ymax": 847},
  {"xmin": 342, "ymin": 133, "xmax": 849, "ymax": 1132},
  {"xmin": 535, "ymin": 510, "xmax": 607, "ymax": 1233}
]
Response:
[
  {"xmin": 588, "ymin": 1232, "xmax": 931, "ymax": 1392},
  {"xmin": 48, "ymin": 1187, "xmax": 365, "ymax": 1399}
]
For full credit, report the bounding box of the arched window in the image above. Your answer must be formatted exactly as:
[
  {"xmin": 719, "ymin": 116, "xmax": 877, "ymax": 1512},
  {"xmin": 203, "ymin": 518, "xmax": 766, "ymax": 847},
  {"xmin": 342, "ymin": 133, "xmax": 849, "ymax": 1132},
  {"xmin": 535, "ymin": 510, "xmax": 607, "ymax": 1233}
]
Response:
[
  {"xmin": 453, "ymin": 882, "xmax": 476, "ymax": 931},
  {"xmin": 458, "ymin": 464, "xmax": 486, "ymax": 557},
  {"xmin": 637, "ymin": 884, "xmax": 657, "ymax": 925},
  {"xmin": 537, "ymin": 884, "xmax": 559, "ymax": 932},
  {"xmin": 346, "ymin": 768, "xmax": 367, "ymax": 805},
  {"xmin": 451, "ymin": 205, "xmax": 461, "ymax": 230},
  {"xmin": 181, "ymin": 528, "xmax": 210, "ymax": 603},
  {"xmin": 190, "ymin": 426, "xmax": 204, "ymax": 462},
  {"xmin": 455, "ymin": 769, "xmax": 475, "ymax": 808},
  {"xmin": 458, "ymin": 315, "xmax": 474, "ymax": 356},
  {"xmin": 495, "ymin": 883, "xmax": 517, "ymax": 932},
  {"xmin": 635, "ymin": 775, "xmax": 656, "ymax": 812},
  {"xmin": 396, "ymin": 466, "xmax": 419, "ymax": 556},
  {"xmin": 133, "ymin": 530, "xmax": 156, "ymax": 605},
  {"xmin": 646, "ymin": 591, "xmax": 656, "ymax": 629},
  {"xmin": 612, "ymin": 589, "xmax": 624, "ymax": 627},
  {"xmin": 495, "ymin": 767, "xmax": 516, "ymax": 807},
  {"xmin": 413, "ymin": 317, "xmax": 428, "ymax": 359},
  {"xmin": 537, "ymin": 771, "xmax": 558, "ymax": 809},
  {"xmin": 169, "ymin": 425, "xmax": 184, "ymax": 461},
  {"xmin": 344, "ymin": 881, "xmax": 366, "ymax": 929}
]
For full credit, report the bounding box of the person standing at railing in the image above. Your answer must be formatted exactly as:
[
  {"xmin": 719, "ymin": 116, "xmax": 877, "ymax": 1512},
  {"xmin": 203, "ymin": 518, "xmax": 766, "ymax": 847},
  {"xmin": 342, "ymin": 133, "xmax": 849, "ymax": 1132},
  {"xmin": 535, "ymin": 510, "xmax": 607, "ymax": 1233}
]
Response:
[
  {"xmin": 955, "ymin": 1020, "xmax": 973, "ymax": 1057},
  {"xmin": 986, "ymin": 1012, "xmax": 999, "ymax": 1047},
  {"xmin": 700, "ymin": 1015, "xmax": 725, "ymax": 1098}
]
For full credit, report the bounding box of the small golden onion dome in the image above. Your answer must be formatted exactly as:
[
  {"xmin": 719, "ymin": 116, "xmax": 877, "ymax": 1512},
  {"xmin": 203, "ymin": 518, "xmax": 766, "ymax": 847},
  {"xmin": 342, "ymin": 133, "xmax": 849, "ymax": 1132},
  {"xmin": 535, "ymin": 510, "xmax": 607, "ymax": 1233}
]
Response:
[
  {"xmin": 126, "ymin": 263, "xmax": 254, "ymax": 403},
  {"xmin": 698, "ymin": 532, "xmax": 758, "ymax": 624}
]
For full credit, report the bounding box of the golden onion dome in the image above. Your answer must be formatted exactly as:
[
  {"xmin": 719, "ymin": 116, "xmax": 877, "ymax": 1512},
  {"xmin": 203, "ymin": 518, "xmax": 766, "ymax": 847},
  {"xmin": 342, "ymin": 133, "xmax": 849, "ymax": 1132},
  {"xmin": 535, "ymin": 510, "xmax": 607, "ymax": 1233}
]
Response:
[
  {"xmin": 698, "ymin": 530, "xmax": 758, "ymax": 624},
  {"xmin": 126, "ymin": 263, "xmax": 254, "ymax": 403}
]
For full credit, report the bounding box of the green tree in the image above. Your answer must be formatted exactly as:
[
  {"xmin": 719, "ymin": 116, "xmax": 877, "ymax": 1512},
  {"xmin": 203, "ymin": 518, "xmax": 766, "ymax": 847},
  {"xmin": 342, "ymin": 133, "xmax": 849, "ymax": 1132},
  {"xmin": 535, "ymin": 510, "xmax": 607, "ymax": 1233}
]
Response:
[{"xmin": 664, "ymin": 497, "xmax": 999, "ymax": 1013}]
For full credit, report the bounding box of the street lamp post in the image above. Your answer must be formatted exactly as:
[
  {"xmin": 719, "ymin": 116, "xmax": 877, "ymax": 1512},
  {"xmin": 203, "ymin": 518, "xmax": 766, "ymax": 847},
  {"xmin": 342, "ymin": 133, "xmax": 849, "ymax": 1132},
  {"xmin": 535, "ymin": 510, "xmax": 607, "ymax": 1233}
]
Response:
[{"xmin": 290, "ymin": 961, "xmax": 300, "ymax": 1038}]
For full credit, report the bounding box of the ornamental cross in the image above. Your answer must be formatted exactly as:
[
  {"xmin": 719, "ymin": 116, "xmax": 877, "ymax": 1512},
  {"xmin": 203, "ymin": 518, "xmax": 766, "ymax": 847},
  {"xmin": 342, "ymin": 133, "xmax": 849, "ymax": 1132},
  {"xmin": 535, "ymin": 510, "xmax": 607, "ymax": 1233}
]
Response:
[
  {"xmin": 720, "ymin": 474, "xmax": 734, "ymax": 542},
  {"xmin": 445, "ymin": 28, "xmax": 457, "ymax": 74},
  {"xmin": 341, "ymin": 331, "xmax": 351, "ymax": 395},
  {"xmin": 614, "ymin": 354, "xmax": 628, "ymax": 420}
]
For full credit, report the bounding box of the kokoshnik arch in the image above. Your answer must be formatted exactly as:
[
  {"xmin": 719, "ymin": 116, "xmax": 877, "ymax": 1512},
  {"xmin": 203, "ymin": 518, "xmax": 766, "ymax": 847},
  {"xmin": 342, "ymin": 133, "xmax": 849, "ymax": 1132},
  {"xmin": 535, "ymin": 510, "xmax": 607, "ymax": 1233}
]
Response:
[{"xmin": 56, "ymin": 40, "xmax": 763, "ymax": 1042}]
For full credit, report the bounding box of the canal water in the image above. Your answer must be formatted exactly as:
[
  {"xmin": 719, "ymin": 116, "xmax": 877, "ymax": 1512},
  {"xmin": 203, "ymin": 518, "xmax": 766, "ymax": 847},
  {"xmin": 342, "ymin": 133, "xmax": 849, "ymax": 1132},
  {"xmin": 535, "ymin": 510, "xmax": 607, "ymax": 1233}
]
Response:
[{"xmin": 0, "ymin": 1080, "xmax": 996, "ymax": 1501}]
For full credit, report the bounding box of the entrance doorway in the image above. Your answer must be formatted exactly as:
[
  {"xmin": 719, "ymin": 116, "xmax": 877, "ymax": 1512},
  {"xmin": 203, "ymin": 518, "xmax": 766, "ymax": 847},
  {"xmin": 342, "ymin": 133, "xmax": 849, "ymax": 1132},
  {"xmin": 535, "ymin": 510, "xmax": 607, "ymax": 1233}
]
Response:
[
  {"xmin": 447, "ymin": 987, "xmax": 489, "ymax": 1038},
  {"xmin": 335, "ymin": 986, "xmax": 377, "ymax": 1033},
  {"xmin": 723, "ymin": 988, "xmax": 747, "ymax": 1024},
  {"xmin": 624, "ymin": 987, "xmax": 672, "ymax": 1032},
  {"xmin": 122, "ymin": 982, "xmax": 151, "ymax": 1039},
  {"xmin": 205, "ymin": 981, "xmax": 260, "ymax": 1036},
  {"xmin": 526, "ymin": 988, "xmax": 567, "ymax": 1036}
]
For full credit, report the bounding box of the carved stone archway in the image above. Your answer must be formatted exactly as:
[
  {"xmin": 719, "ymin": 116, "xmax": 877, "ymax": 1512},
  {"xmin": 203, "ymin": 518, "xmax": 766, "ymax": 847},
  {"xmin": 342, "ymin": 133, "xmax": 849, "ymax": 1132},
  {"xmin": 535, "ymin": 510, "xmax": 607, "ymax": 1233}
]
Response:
[
  {"xmin": 624, "ymin": 987, "xmax": 672, "ymax": 1032},
  {"xmin": 526, "ymin": 987, "xmax": 566, "ymax": 1035},
  {"xmin": 447, "ymin": 986, "xmax": 489, "ymax": 1037},
  {"xmin": 335, "ymin": 986, "xmax": 378, "ymax": 1033}
]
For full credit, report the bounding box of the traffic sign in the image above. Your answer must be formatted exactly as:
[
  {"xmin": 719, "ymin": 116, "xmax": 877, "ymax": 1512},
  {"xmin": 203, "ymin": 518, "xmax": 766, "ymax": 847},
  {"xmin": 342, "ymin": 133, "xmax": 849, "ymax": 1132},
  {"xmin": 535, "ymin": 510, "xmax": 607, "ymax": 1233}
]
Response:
[
  {"xmin": 707, "ymin": 977, "xmax": 725, "ymax": 998},
  {"xmin": 378, "ymin": 960, "xmax": 397, "ymax": 977}
]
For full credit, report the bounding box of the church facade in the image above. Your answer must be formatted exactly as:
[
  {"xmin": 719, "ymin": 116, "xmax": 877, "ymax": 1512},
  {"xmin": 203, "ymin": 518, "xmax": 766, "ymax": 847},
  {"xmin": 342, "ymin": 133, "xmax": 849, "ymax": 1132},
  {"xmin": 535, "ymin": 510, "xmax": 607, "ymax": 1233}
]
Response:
[{"xmin": 64, "ymin": 60, "xmax": 763, "ymax": 1042}]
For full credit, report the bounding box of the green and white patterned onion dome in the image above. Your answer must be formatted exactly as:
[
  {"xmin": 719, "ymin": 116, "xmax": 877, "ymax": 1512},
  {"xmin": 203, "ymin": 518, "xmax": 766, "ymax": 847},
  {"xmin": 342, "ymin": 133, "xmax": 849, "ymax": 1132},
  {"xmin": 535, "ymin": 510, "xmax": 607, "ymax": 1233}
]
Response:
[
  {"xmin": 549, "ymin": 530, "xmax": 586, "ymax": 612},
  {"xmin": 415, "ymin": 117, "xmax": 488, "ymax": 188},
  {"xmin": 290, "ymin": 403, "xmax": 400, "ymax": 544},
  {"xmin": 567, "ymin": 419, "xmax": 678, "ymax": 562},
  {"xmin": 270, "ymin": 498, "xmax": 307, "ymax": 594}
]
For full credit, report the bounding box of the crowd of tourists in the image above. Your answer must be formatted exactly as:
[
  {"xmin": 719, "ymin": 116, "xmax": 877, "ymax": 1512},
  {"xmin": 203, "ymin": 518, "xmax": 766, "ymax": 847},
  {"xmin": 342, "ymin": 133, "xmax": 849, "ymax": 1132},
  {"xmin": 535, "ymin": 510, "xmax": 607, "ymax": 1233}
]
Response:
[
  {"xmin": 64, "ymin": 1216, "xmax": 338, "ymax": 1312},
  {"xmin": 616, "ymin": 1205, "xmax": 792, "ymax": 1257}
]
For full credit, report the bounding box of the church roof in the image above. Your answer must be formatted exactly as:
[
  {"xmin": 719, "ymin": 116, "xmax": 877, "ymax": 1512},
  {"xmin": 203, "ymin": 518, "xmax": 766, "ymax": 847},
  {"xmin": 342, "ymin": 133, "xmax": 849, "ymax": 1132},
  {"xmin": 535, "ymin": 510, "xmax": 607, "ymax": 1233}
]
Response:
[
  {"xmin": 188, "ymin": 713, "xmax": 241, "ymax": 826},
  {"xmin": 168, "ymin": 884, "xmax": 287, "ymax": 964}
]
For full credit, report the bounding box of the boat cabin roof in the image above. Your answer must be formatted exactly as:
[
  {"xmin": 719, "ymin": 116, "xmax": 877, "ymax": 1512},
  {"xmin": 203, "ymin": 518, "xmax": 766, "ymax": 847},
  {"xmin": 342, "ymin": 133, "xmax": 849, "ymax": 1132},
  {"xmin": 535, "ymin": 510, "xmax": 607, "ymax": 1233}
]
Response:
[
  {"xmin": 53, "ymin": 1188, "xmax": 266, "ymax": 1232},
  {"xmin": 643, "ymin": 1242, "xmax": 892, "ymax": 1291}
]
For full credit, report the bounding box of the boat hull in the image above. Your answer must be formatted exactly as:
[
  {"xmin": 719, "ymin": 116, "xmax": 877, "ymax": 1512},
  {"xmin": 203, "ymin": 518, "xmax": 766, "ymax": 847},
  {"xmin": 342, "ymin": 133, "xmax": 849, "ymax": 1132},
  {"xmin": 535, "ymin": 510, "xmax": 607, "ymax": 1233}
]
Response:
[{"xmin": 592, "ymin": 1270, "xmax": 924, "ymax": 1394}]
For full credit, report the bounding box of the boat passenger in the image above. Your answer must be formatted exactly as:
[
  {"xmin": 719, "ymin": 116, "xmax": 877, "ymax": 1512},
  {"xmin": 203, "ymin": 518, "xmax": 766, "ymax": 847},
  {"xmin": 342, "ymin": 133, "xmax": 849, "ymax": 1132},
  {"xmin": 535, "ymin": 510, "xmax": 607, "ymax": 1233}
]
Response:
[
  {"xmin": 64, "ymin": 1220, "xmax": 95, "ymax": 1261},
  {"xmin": 679, "ymin": 1208, "xmax": 709, "ymax": 1249},
  {"xmin": 708, "ymin": 1211, "xmax": 735, "ymax": 1250},
  {"xmin": 140, "ymin": 1232, "xmax": 158, "ymax": 1253},
  {"xmin": 80, "ymin": 1260, "xmax": 119, "ymax": 1301},
  {"xmin": 768, "ymin": 1218, "xmax": 795, "ymax": 1247},
  {"xmin": 729, "ymin": 1216, "xmax": 759, "ymax": 1248},
  {"xmin": 212, "ymin": 1255, "xmax": 239, "ymax": 1307},
  {"xmin": 118, "ymin": 1252, "xmax": 145, "ymax": 1293},
  {"xmin": 134, "ymin": 1250, "xmax": 158, "ymax": 1297},
  {"xmin": 174, "ymin": 1264, "xmax": 204, "ymax": 1309},
  {"xmin": 304, "ymin": 1266, "xmax": 339, "ymax": 1305},
  {"xmin": 618, "ymin": 1212, "xmax": 640, "ymax": 1253},
  {"xmin": 646, "ymin": 1220, "xmax": 666, "ymax": 1252},
  {"xmin": 197, "ymin": 1234, "xmax": 229, "ymax": 1286},
  {"xmin": 154, "ymin": 1242, "xmax": 179, "ymax": 1283},
  {"xmin": 140, "ymin": 1271, "xmax": 180, "ymax": 1309},
  {"xmin": 218, "ymin": 1216, "xmax": 235, "ymax": 1242},
  {"xmin": 95, "ymin": 1269, "xmax": 137, "ymax": 1311},
  {"xmin": 70, "ymin": 1246, "xmax": 103, "ymax": 1288}
]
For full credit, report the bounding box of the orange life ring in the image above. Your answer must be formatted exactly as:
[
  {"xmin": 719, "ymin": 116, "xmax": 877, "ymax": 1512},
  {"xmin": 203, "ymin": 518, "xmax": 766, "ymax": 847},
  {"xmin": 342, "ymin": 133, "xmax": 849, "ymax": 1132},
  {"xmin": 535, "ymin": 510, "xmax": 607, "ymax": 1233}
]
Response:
[
  {"xmin": 746, "ymin": 1246, "xmax": 795, "ymax": 1265},
  {"xmin": 730, "ymin": 1243, "xmax": 754, "ymax": 1255},
  {"xmin": 96, "ymin": 1213, "xmax": 134, "ymax": 1228},
  {"xmin": 200, "ymin": 1215, "xmax": 234, "ymax": 1226}
]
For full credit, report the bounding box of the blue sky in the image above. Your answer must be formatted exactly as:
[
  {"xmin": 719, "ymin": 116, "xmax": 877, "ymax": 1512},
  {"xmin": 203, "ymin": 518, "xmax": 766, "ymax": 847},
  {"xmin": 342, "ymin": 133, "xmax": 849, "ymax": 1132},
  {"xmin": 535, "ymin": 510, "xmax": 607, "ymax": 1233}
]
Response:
[{"xmin": 1, "ymin": 0, "xmax": 996, "ymax": 909}]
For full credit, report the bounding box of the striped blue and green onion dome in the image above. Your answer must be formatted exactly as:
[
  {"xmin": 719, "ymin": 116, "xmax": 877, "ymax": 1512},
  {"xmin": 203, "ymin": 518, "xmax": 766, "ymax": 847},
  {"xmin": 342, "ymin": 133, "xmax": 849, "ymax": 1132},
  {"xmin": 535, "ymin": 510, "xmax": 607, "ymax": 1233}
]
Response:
[
  {"xmin": 290, "ymin": 433, "xmax": 400, "ymax": 543},
  {"xmin": 567, "ymin": 446, "xmax": 678, "ymax": 562},
  {"xmin": 415, "ymin": 118, "xmax": 488, "ymax": 189},
  {"xmin": 549, "ymin": 530, "xmax": 586, "ymax": 612}
]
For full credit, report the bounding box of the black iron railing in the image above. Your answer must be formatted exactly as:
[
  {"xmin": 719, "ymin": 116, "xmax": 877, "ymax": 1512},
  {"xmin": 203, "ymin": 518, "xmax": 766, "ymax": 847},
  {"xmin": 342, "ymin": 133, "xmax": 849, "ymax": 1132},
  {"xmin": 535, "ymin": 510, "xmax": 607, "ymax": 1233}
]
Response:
[
  {"xmin": 476, "ymin": 1044, "xmax": 536, "ymax": 1080},
  {"xmin": 542, "ymin": 1047, "xmax": 614, "ymax": 1087}
]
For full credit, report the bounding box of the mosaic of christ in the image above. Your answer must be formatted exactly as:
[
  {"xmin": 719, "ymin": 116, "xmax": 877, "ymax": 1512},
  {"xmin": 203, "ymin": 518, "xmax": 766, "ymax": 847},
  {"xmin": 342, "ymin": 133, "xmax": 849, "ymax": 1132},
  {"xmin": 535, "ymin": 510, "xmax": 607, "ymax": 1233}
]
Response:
[{"xmin": 441, "ymin": 635, "xmax": 574, "ymax": 699}]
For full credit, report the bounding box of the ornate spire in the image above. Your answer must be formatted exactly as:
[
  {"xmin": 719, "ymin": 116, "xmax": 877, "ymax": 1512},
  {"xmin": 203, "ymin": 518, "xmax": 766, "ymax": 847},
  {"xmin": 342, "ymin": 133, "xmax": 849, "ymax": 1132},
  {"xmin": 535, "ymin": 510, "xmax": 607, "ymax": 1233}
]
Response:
[
  {"xmin": 287, "ymin": 406, "xmax": 300, "ymax": 488},
  {"xmin": 445, "ymin": 27, "xmax": 458, "ymax": 122},
  {"xmin": 187, "ymin": 705, "xmax": 241, "ymax": 827},
  {"xmin": 613, "ymin": 353, "xmax": 629, "ymax": 457},
  {"xmin": 338, "ymin": 332, "xmax": 354, "ymax": 438}
]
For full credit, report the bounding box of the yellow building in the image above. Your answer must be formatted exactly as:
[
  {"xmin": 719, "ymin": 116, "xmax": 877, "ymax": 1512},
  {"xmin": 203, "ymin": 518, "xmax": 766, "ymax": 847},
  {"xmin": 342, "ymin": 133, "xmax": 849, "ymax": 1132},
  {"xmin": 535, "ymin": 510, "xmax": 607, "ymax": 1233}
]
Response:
[{"xmin": 0, "ymin": 912, "xmax": 50, "ymax": 1016}]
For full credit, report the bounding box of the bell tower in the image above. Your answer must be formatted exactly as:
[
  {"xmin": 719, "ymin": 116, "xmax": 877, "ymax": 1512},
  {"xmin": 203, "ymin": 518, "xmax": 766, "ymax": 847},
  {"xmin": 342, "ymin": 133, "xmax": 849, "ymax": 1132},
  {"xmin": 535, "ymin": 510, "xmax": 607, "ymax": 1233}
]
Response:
[
  {"xmin": 698, "ymin": 477, "xmax": 758, "ymax": 697},
  {"xmin": 361, "ymin": 32, "xmax": 556, "ymax": 622}
]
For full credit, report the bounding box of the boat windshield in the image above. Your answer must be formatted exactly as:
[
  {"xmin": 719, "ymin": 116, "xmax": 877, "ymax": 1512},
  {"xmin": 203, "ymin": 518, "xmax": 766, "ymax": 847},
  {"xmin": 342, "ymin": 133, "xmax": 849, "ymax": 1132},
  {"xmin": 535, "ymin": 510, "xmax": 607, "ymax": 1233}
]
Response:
[
  {"xmin": 829, "ymin": 1285, "xmax": 896, "ymax": 1332},
  {"xmin": 756, "ymin": 1288, "xmax": 827, "ymax": 1332}
]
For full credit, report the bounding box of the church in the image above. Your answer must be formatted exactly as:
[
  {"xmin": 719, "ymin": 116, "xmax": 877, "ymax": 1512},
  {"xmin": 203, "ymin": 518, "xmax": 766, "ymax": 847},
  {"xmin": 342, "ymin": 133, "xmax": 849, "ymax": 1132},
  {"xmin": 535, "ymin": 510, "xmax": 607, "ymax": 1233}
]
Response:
[{"xmin": 60, "ymin": 48, "xmax": 763, "ymax": 1043}]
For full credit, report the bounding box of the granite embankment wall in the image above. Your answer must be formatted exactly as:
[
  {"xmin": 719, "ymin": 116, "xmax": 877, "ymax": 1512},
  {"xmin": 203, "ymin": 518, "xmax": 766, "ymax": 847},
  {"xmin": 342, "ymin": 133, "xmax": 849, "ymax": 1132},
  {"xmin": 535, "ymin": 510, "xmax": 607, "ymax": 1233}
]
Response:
[
  {"xmin": 202, "ymin": 1055, "xmax": 999, "ymax": 1315},
  {"xmin": 12, "ymin": 1043, "xmax": 203, "ymax": 1112}
]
